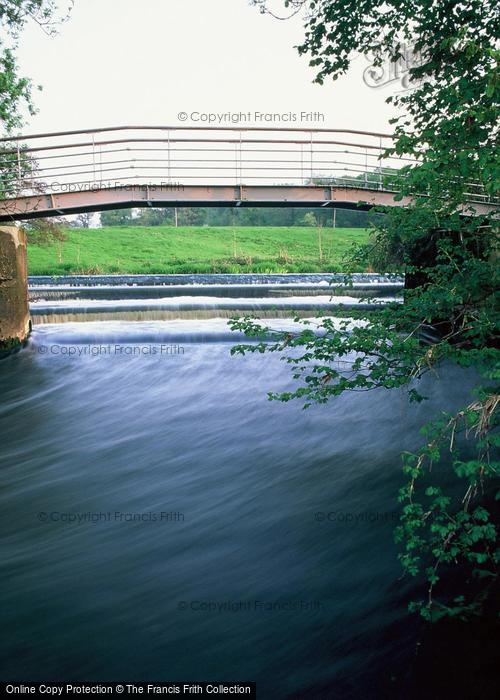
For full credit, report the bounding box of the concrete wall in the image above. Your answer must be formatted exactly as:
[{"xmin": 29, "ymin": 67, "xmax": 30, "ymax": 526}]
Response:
[{"xmin": 0, "ymin": 226, "xmax": 30, "ymax": 347}]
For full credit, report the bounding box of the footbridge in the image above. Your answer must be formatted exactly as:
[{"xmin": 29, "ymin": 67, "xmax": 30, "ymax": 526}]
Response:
[{"xmin": 0, "ymin": 126, "xmax": 495, "ymax": 221}]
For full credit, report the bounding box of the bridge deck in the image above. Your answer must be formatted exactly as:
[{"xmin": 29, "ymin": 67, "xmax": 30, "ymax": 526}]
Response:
[{"xmin": 0, "ymin": 184, "xmax": 418, "ymax": 221}]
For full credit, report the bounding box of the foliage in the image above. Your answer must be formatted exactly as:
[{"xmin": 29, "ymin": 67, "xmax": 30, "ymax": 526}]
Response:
[
  {"xmin": 0, "ymin": 335, "xmax": 25, "ymax": 356},
  {"xmin": 397, "ymin": 393, "xmax": 499, "ymax": 622},
  {"xmin": 0, "ymin": 0, "xmax": 72, "ymax": 133},
  {"xmin": 245, "ymin": 0, "xmax": 500, "ymax": 620},
  {"xmin": 100, "ymin": 206, "xmax": 377, "ymax": 228},
  {"xmin": 134, "ymin": 207, "xmax": 175, "ymax": 227},
  {"xmin": 230, "ymin": 236, "xmax": 499, "ymax": 623},
  {"xmin": 309, "ymin": 167, "xmax": 403, "ymax": 191},
  {"xmin": 0, "ymin": 142, "xmax": 32, "ymax": 197},
  {"xmin": 99, "ymin": 209, "xmax": 136, "ymax": 227},
  {"xmin": 24, "ymin": 217, "xmax": 67, "ymax": 246},
  {"xmin": 0, "ymin": 1, "xmax": 72, "ymax": 201}
]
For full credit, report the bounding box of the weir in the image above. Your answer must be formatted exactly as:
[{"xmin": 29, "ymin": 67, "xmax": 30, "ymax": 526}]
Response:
[
  {"xmin": 26, "ymin": 274, "xmax": 402, "ymax": 325},
  {"xmin": 28, "ymin": 282, "xmax": 401, "ymax": 302}
]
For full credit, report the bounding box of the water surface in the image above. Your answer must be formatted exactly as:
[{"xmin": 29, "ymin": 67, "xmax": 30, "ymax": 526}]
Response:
[
  {"xmin": 0, "ymin": 319, "xmax": 476, "ymax": 698},
  {"xmin": 0, "ymin": 275, "xmax": 485, "ymax": 698}
]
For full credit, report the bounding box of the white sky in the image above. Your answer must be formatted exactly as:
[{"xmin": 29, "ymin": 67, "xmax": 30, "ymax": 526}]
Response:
[{"xmin": 16, "ymin": 0, "xmax": 401, "ymax": 135}]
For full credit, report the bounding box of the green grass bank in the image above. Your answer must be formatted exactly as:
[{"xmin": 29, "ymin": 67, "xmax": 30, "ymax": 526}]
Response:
[{"xmin": 27, "ymin": 226, "xmax": 370, "ymax": 275}]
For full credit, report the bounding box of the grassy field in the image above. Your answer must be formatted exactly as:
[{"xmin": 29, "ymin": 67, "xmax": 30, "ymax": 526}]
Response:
[{"xmin": 27, "ymin": 226, "xmax": 371, "ymax": 275}]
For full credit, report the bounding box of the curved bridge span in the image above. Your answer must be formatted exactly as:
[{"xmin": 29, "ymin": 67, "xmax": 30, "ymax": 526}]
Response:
[{"xmin": 0, "ymin": 125, "xmax": 494, "ymax": 221}]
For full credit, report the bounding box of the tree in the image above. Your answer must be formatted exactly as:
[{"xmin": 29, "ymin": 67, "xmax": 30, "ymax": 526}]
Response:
[
  {"xmin": 176, "ymin": 207, "xmax": 207, "ymax": 226},
  {"xmin": 99, "ymin": 209, "xmax": 135, "ymax": 227},
  {"xmin": 0, "ymin": 4, "xmax": 69, "ymax": 352},
  {"xmin": 24, "ymin": 216, "xmax": 67, "ymax": 245},
  {"xmin": 134, "ymin": 207, "xmax": 174, "ymax": 227},
  {"xmin": 73, "ymin": 212, "xmax": 92, "ymax": 228},
  {"xmin": 237, "ymin": 0, "xmax": 500, "ymax": 621},
  {"xmin": 299, "ymin": 211, "xmax": 317, "ymax": 226},
  {"xmin": 0, "ymin": 1, "xmax": 72, "ymax": 199},
  {"xmin": 0, "ymin": 1, "xmax": 72, "ymax": 134}
]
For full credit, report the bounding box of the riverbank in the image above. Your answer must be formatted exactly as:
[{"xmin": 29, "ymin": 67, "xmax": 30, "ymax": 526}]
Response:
[{"xmin": 27, "ymin": 226, "xmax": 370, "ymax": 275}]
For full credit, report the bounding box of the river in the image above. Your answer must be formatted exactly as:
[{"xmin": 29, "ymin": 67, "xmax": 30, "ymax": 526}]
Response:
[{"xmin": 0, "ymin": 275, "xmax": 488, "ymax": 698}]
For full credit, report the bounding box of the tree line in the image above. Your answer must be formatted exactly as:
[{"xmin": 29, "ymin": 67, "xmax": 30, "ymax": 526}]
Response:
[{"xmin": 98, "ymin": 206, "xmax": 378, "ymax": 228}]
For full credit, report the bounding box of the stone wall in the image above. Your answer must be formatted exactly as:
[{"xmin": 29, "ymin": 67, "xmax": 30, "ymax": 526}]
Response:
[{"xmin": 0, "ymin": 226, "xmax": 30, "ymax": 347}]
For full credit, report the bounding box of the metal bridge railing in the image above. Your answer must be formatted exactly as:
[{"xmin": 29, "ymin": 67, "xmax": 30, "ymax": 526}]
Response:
[
  {"xmin": 0, "ymin": 125, "xmax": 495, "ymax": 206},
  {"xmin": 0, "ymin": 126, "xmax": 406, "ymax": 197}
]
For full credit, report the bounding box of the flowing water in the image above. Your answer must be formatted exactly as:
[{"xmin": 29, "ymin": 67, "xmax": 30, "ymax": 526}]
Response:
[{"xmin": 0, "ymin": 275, "xmax": 485, "ymax": 698}]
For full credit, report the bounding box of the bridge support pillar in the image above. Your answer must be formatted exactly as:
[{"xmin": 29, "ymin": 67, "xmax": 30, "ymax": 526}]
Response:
[{"xmin": 0, "ymin": 226, "xmax": 30, "ymax": 351}]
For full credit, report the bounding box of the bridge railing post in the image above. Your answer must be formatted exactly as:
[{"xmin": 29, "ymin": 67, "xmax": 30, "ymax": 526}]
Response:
[
  {"xmin": 167, "ymin": 130, "xmax": 171, "ymax": 184},
  {"xmin": 16, "ymin": 144, "xmax": 22, "ymax": 195},
  {"xmin": 379, "ymin": 137, "xmax": 383, "ymax": 190},
  {"xmin": 91, "ymin": 133, "xmax": 97, "ymax": 186},
  {"xmin": 239, "ymin": 130, "xmax": 243, "ymax": 186},
  {"xmin": 310, "ymin": 131, "xmax": 313, "ymax": 184}
]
